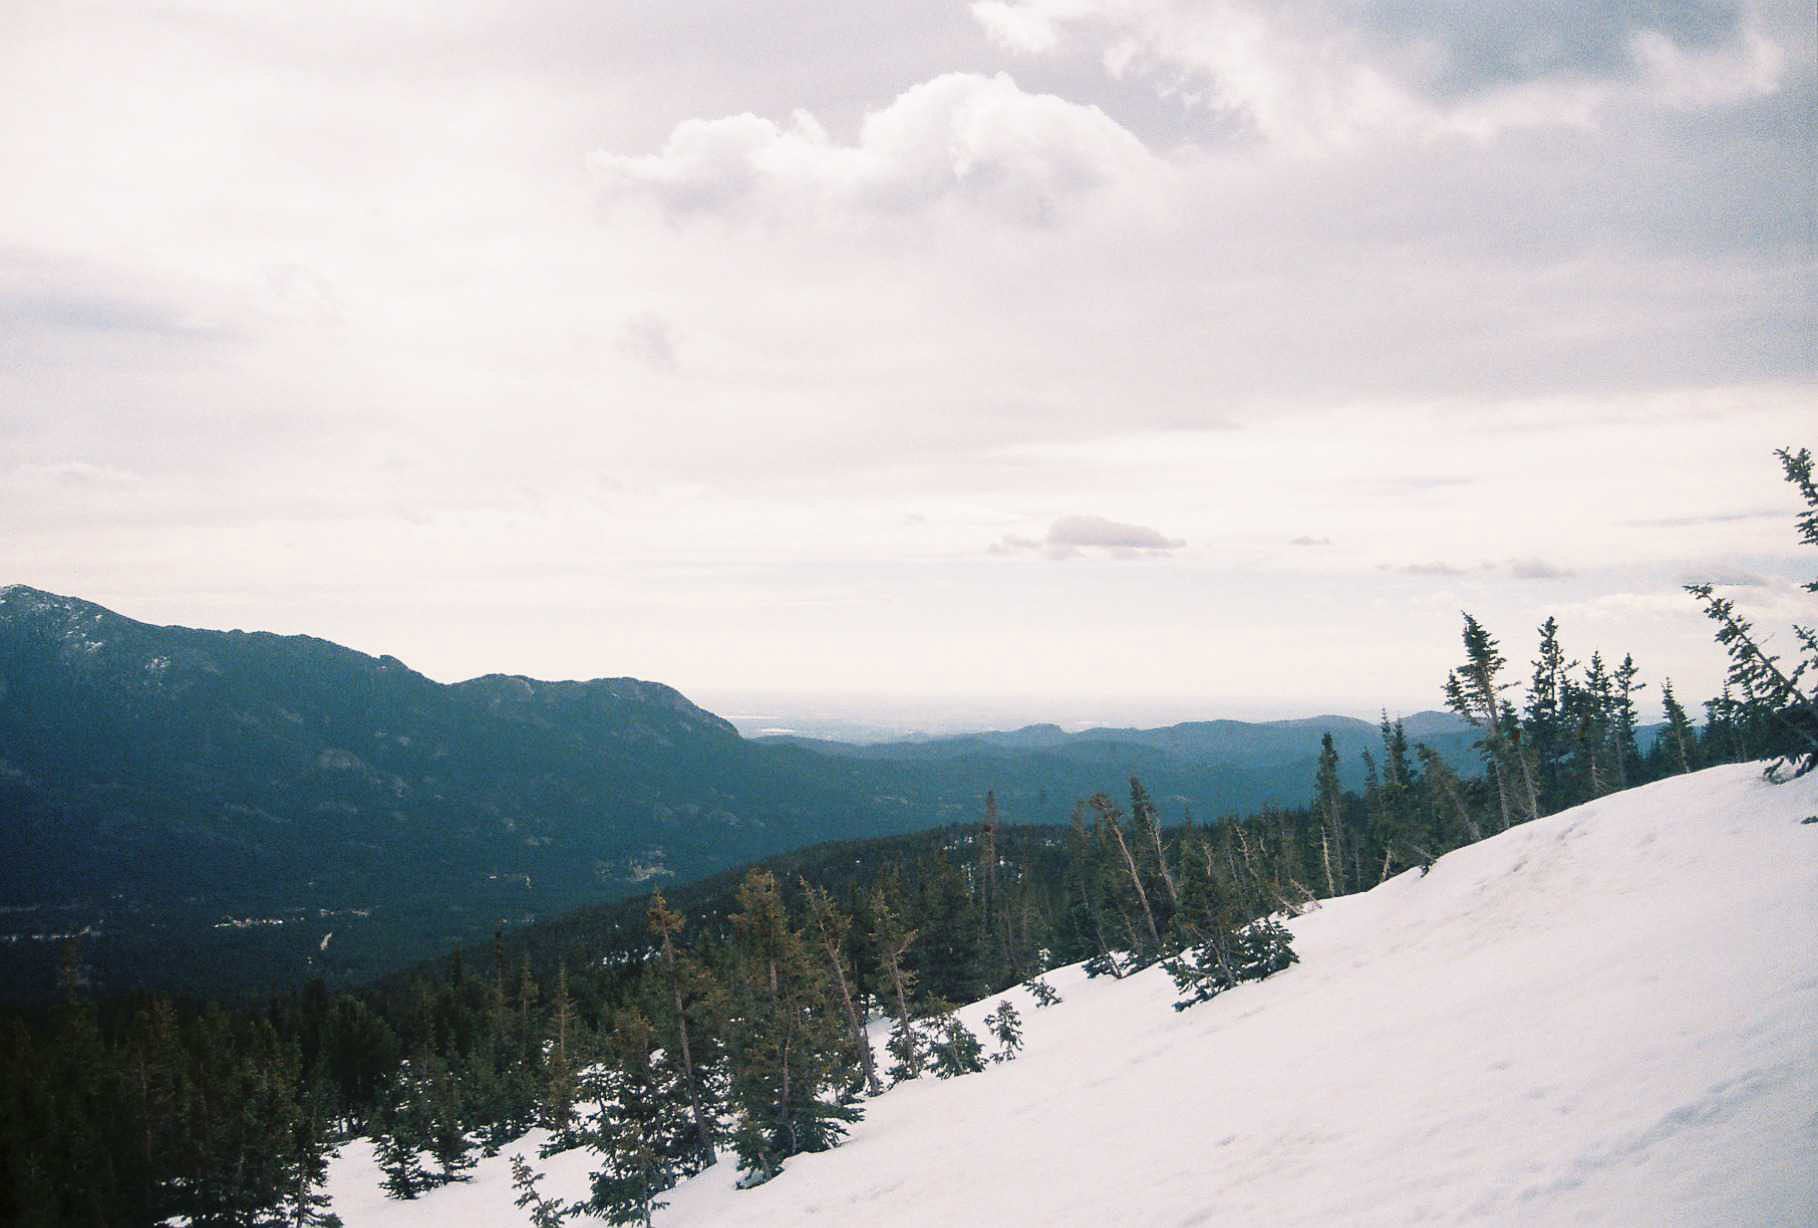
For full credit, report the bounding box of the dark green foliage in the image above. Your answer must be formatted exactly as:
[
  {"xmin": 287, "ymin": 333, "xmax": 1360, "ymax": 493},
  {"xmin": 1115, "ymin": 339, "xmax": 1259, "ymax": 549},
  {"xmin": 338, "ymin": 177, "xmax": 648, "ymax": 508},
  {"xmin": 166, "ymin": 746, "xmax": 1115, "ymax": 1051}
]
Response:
[
  {"xmin": 0, "ymin": 584, "xmax": 1488, "ymax": 1007},
  {"xmin": 1021, "ymin": 976, "xmax": 1061, "ymax": 1007},
  {"xmin": 1169, "ymin": 918, "xmax": 1298, "ymax": 1011},
  {"xmin": 510, "ymin": 1154, "xmax": 577, "ymax": 1228},
  {"xmin": 983, "ymin": 1000, "xmax": 1023, "ymax": 1062},
  {"xmin": 372, "ymin": 1066, "xmax": 431, "ymax": 1201},
  {"xmin": 423, "ymin": 1053, "xmax": 476, "ymax": 1184},
  {"xmin": 582, "ymin": 1008, "xmax": 692, "ymax": 1228},
  {"xmin": 1684, "ymin": 453, "xmax": 1818, "ymax": 777},
  {"xmin": 927, "ymin": 1011, "xmax": 985, "ymax": 1079},
  {"xmin": 724, "ymin": 871, "xmax": 862, "ymax": 1184}
]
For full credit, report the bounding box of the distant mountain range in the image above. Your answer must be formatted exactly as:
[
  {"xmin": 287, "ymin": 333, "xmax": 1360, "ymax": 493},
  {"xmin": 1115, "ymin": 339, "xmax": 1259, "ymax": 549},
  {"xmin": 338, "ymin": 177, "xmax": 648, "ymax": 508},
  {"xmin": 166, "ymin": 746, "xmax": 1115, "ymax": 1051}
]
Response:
[{"xmin": 0, "ymin": 584, "xmax": 1479, "ymax": 1001}]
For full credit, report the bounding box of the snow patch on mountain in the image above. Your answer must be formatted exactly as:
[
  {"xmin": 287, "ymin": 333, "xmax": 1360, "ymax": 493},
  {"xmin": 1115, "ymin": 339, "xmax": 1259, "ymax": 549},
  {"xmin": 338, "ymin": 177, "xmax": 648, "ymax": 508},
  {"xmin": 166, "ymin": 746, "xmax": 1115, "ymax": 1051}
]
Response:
[{"xmin": 323, "ymin": 763, "xmax": 1818, "ymax": 1225}]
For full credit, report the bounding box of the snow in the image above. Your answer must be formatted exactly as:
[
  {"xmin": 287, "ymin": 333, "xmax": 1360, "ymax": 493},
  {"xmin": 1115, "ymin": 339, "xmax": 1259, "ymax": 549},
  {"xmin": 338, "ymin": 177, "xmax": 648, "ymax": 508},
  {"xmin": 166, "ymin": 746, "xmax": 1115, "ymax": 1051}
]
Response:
[{"xmin": 324, "ymin": 763, "xmax": 1818, "ymax": 1225}]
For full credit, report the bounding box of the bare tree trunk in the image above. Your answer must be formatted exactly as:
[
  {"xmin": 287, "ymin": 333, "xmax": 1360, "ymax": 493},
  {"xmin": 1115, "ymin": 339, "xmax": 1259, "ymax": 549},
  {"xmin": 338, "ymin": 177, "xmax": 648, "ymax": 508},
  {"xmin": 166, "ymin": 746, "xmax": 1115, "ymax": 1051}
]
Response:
[
  {"xmin": 1105, "ymin": 819, "xmax": 1161, "ymax": 950},
  {"xmin": 817, "ymin": 934, "xmax": 880, "ymax": 1096}
]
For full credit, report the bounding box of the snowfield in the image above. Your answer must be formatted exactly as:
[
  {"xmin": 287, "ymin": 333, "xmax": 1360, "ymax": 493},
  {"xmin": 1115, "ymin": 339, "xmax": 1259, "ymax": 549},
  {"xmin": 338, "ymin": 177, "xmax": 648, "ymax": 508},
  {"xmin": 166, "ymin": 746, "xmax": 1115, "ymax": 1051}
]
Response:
[{"xmin": 326, "ymin": 763, "xmax": 1818, "ymax": 1225}]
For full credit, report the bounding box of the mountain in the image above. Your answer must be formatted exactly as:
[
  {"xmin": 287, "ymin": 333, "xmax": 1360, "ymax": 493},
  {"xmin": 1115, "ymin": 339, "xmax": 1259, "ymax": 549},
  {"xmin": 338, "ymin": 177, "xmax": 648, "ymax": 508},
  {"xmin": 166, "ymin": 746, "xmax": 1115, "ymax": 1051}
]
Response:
[
  {"xmin": 0, "ymin": 585, "xmax": 919, "ymax": 997},
  {"xmin": 0, "ymin": 585, "xmax": 1478, "ymax": 1001},
  {"xmin": 321, "ymin": 763, "xmax": 1818, "ymax": 1225}
]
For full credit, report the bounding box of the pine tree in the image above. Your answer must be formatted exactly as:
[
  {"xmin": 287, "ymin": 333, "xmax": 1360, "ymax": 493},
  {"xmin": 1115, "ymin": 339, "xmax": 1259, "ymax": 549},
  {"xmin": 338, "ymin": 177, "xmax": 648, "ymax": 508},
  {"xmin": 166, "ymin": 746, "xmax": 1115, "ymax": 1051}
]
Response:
[
  {"xmin": 1525, "ymin": 617, "xmax": 1575, "ymax": 811},
  {"xmin": 725, "ymin": 870, "xmax": 860, "ymax": 1185},
  {"xmin": 584, "ymin": 1008, "xmax": 692, "ymax": 1228},
  {"xmin": 1659, "ymin": 679, "xmax": 1697, "ymax": 776},
  {"xmin": 868, "ymin": 885, "xmax": 923, "ymax": 1084},
  {"xmin": 281, "ymin": 1068, "xmax": 343, "ymax": 1228},
  {"xmin": 646, "ymin": 889, "xmax": 719, "ymax": 1173},
  {"xmin": 1020, "ymin": 976, "xmax": 1061, "ymax": 1008},
  {"xmin": 510, "ymin": 1154, "xmax": 575, "ymax": 1228},
  {"xmin": 927, "ymin": 1010, "xmax": 985, "ymax": 1079},
  {"xmin": 540, "ymin": 964, "xmax": 581, "ymax": 1155},
  {"xmin": 1610, "ymin": 654, "xmax": 1647, "ymax": 790},
  {"xmin": 1314, "ymin": 734, "xmax": 1345, "ymax": 896},
  {"xmin": 1091, "ymin": 793, "xmax": 1162, "ymax": 961},
  {"xmin": 373, "ymin": 1063, "xmax": 431, "ymax": 1200},
  {"xmin": 1685, "ymin": 448, "xmax": 1818, "ymax": 776},
  {"xmin": 1444, "ymin": 612, "xmax": 1537, "ymax": 827},
  {"xmin": 424, "ymin": 1052, "xmax": 476, "ymax": 1184},
  {"xmin": 801, "ymin": 881, "xmax": 883, "ymax": 1097},
  {"xmin": 983, "ymin": 1000, "xmax": 1023, "ymax": 1063}
]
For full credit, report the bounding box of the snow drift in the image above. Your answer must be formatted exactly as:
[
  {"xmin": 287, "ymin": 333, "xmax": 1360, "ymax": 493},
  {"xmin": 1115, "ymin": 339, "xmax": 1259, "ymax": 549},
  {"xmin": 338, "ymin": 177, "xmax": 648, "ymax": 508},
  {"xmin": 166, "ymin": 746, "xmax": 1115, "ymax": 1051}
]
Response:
[{"xmin": 326, "ymin": 763, "xmax": 1818, "ymax": 1225}]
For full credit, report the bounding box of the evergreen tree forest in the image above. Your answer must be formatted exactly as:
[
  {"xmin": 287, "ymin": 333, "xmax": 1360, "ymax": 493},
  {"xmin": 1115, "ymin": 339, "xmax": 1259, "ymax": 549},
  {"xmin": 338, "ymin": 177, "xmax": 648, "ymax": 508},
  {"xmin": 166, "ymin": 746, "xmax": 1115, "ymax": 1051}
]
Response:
[{"xmin": 1, "ymin": 451, "xmax": 1809, "ymax": 1226}]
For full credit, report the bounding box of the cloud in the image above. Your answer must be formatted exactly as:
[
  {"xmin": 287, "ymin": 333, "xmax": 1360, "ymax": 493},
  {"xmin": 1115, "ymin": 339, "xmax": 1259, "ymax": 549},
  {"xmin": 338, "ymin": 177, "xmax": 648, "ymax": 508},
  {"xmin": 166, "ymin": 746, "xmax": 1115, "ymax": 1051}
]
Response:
[
  {"xmin": 1509, "ymin": 557, "xmax": 1576, "ymax": 580},
  {"xmin": 1380, "ymin": 560, "xmax": 1506, "ymax": 577},
  {"xmin": 992, "ymin": 514, "xmax": 1185, "ymax": 560},
  {"xmin": 1378, "ymin": 561, "xmax": 1469, "ymax": 577},
  {"xmin": 971, "ymin": 0, "xmax": 1786, "ymax": 151},
  {"xmin": 589, "ymin": 72, "xmax": 1164, "ymax": 225},
  {"xmin": 618, "ymin": 312, "xmax": 679, "ymax": 373},
  {"xmin": 1623, "ymin": 508, "xmax": 1785, "ymax": 528},
  {"xmin": 1289, "ymin": 535, "xmax": 1332, "ymax": 546},
  {"xmin": 1682, "ymin": 569, "xmax": 1769, "ymax": 588}
]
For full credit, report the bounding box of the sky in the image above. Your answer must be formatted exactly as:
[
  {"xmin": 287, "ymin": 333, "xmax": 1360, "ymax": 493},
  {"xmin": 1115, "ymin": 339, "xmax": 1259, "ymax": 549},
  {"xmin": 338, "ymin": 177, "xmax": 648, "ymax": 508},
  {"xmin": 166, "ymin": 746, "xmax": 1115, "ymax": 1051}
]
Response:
[{"xmin": 2, "ymin": 0, "xmax": 1813, "ymax": 729}]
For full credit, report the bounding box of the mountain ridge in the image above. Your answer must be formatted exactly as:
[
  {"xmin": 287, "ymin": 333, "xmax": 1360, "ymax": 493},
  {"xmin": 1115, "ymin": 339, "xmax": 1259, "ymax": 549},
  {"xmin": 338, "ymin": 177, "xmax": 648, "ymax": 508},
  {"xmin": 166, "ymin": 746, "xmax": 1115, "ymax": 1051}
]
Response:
[{"xmin": 0, "ymin": 585, "xmax": 1481, "ymax": 1001}]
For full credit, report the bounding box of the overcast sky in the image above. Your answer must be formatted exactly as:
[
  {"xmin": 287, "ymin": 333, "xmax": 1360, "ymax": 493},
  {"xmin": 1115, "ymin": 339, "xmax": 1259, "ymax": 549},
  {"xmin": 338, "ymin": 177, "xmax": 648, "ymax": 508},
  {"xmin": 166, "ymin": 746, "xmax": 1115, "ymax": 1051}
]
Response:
[{"xmin": 2, "ymin": 0, "xmax": 1812, "ymax": 727}]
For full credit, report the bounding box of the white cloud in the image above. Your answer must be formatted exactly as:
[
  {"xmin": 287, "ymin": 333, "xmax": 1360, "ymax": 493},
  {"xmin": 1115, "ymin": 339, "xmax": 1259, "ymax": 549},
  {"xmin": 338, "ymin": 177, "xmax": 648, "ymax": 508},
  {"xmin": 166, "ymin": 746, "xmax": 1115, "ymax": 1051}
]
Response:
[
  {"xmin": 589, "ymin": 72, "xmax": 1166, "ymax": 226},
  {"xmin": 971, "ymin": 0, "xmax": 1789, "ymax": 152},
  {"xmin": 618, "ymin": 312, "xmax": 679, "ymax": 373},
  {"xmin": 993, "ymin": 514, "xmax": 1186, "ymax": 559}
]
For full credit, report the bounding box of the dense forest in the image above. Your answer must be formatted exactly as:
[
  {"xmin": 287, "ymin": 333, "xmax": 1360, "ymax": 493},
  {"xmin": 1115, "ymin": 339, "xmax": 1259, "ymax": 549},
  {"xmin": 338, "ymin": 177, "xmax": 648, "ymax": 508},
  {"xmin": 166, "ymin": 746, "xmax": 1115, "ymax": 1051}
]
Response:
[{"xmin": 2, "ymin": 448, "xmax": 1812, "ymax": 1227}]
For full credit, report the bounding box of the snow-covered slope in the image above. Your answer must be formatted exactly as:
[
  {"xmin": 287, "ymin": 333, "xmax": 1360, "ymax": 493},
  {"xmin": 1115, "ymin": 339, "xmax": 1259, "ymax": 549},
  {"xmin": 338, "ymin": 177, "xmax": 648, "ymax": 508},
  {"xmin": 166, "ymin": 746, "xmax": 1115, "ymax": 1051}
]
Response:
[{"xmin": 326, "ymin": 763, "xmax": 1818, "ymax": 1225}]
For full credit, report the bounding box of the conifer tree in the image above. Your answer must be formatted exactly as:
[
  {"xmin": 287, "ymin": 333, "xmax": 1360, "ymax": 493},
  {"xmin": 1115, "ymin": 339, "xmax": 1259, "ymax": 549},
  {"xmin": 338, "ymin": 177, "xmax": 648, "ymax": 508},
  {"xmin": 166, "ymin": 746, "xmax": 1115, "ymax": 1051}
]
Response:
[
  {"xmin": 510, "ymin": 1154, "xmax": 575, "ymax": 1228},
  {"xmin": 1314, "ymin": 734, "xmax": 1345, "ymax": 896},
  {"xmin": 1091, "ymin": 793, "xmax": 1161, "ymax": 960},
  {"xmin": 1659, "ymin": 679, "xmax": 1697, "ymax": 776},
  {"xmin": 983, "ymin": 1000, "xmax": 1023, "ymax": 1063},
  {"xmin": 584, "ymin": 1008, "xmax": 692, "ymax": 1228},
  {"xmin": 801, "ymin": 881, "xmax": 883, "ymax": 1097},
  {"xmin": 1610, "ymin": 653, "xmax": 1647, "ymax": 790},
  {"xmin": 868, "ymin": 886, "xmax": 924, "ymax": 1084},
  {"xmin": 372, "ymin": 1065, "xmax": 431, "ymax": 1200},
  {"xmin": 540, "ymin": 964, "xmax": 581, "ymax": 1155},
  {"xmin": 1576, "ymin": 652, "xmax": 1616, "ymax": 797},
  {"xmin": 282, "ymin": 1068, "xmax": 343, "ymax": 1228},
  {"xmin": 1525, "ymin": 617, "xmax": 1575, "ymax": 811},
  {"xmin": 424, "ymin": 1052, "xmax": 476, "ymax": 1184},
  {"xmin": 1020, "ymin": 976, "xmax": 1061, "ymax": 1008},
  {"xmin": 725, "ymin": 870, "xmax": 860, "ymax": 1185},
  {"xmin": 1444, "ymin": 612, "xmax": 1536, "ymax": 827},
  {"xmin": 646, "ymin": 889, "xmax": 719, "ymax": 1172},
  {"xmin": 927, "ymin": 1010, "xmax": 985, "ymax": 1078},
  {"xmin": 1416, "ymin": 745, "xmax": 1482, "ymax": 846},
  {"xmin": 1062, "ymin": 803, "xmax": 1118, "ymax": 976},
  {"xmin": 1129, "ymin": 777, "xmax": 1180, "ymax": 924},
  {"xmin": 1685, "ymin": 447, "xmax": 1818, "ymax": 776}
]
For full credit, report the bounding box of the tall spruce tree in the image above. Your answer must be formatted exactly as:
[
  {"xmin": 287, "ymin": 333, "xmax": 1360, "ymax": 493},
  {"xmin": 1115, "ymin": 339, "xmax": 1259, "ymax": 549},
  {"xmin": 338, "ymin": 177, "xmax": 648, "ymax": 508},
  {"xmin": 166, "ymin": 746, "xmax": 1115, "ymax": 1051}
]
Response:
[
  {"xmin": 725, "ymin": 870, "xmax": 860, "ymax": 1185},
  {"xmin": 1685, "ymin": 447, "xmax": 1818, "ymax": 775},
  {"xmin": 1314, "ymin": 734, "xmax": 1346, "ymax": 897},
  {"xmin": 646, "ymin": 889, "xmax": 720, "ymax": 1172},
  {"xmin": 1444, "ymin": 612, "xmax": 1537, "ymax": 828},
  {"xmin": 584, "ymin": 1008, "xmax": 692, "ymax": 1228},
  {"xmin": 1658, "ymin": 679, "xmax": 1698, "ymax": 776}
]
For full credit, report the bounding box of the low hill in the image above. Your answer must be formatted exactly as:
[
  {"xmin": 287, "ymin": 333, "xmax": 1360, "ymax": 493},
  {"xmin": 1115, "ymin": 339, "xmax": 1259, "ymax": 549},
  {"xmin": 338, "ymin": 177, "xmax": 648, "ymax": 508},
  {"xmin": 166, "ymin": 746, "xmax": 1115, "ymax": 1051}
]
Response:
[{"xmin": 321, "ymin": 763, "xmax": 1818, "ymax": 1225}]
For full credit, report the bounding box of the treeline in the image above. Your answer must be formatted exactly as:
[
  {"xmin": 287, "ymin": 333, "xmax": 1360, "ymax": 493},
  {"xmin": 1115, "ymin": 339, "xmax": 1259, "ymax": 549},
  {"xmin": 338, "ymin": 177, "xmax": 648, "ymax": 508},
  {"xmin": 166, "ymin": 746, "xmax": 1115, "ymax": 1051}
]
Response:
[
  {"xmin": 3, "ymin": 444, "xmax": 1810, "ymax": 1227},
  {"xmin": 0, "ymin": 646, "xmax": 1745, "ymax": 1227}
]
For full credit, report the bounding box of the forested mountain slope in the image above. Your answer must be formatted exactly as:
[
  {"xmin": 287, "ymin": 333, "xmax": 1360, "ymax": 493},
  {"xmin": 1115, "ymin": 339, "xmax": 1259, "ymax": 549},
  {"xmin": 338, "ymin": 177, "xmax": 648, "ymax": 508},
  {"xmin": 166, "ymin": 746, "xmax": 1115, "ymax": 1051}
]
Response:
[
  {"xmin": 0, "ymin": 584, "xmax": 1476, "ymax": 1000},
  {"xmin": 323, "ymin": 763, "xmax": 1818, "ymax": 1226}
]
